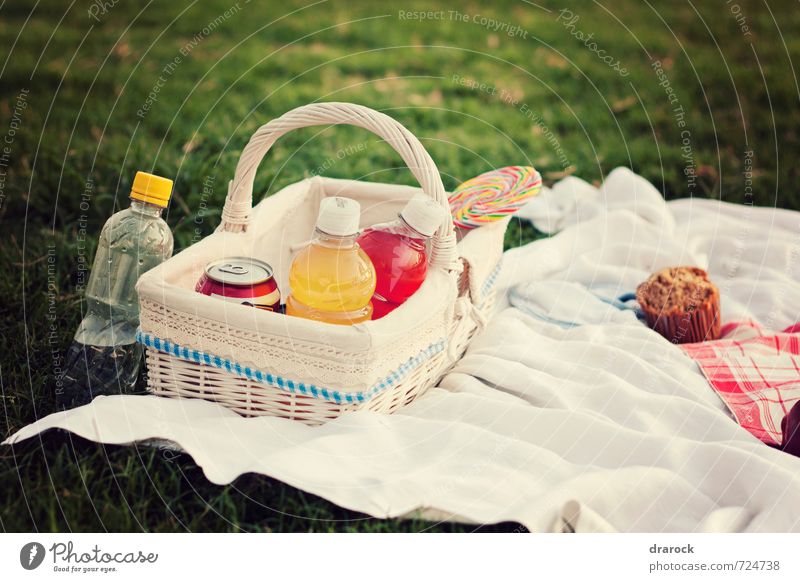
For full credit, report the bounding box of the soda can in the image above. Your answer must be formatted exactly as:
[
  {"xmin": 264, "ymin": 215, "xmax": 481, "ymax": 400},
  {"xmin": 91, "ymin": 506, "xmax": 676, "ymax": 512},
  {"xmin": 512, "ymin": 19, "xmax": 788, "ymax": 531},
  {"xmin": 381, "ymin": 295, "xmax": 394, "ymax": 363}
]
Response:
[{"xmin": 196, "ymin": 257, "xmax": 281, "ymax": 312}]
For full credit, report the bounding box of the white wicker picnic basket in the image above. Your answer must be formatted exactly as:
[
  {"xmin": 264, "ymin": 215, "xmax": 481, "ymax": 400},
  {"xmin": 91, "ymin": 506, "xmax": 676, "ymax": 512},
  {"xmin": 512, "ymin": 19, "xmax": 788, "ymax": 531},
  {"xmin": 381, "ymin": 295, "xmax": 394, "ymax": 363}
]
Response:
[{"xmin": 135, "ymin": 102, "xmax": 509, "ymax": 425}]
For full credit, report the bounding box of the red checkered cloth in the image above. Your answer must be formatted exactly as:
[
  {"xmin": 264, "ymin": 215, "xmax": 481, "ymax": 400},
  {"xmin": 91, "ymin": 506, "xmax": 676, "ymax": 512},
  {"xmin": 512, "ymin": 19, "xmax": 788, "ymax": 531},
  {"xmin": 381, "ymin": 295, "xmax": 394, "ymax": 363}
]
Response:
[{"xmin": 682, "ymin": 321, "xmax": 800, "ymax": 447}]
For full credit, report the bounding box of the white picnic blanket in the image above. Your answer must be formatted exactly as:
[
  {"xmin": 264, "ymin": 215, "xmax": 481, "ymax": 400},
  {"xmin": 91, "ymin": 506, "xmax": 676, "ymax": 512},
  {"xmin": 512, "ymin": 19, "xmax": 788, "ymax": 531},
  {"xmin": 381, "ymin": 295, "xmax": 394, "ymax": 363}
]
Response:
[{"xmin": 6, "ymin": 168, "xmax": 800, "ymax": 532}]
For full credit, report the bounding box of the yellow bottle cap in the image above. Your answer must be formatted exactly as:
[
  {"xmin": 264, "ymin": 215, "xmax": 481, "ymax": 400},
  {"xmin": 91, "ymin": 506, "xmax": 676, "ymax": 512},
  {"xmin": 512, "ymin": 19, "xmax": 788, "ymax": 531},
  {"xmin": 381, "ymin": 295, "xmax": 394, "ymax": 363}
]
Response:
[{"xmin": 130, "ymin": 171, "xmax": 173, "ymax": 207}]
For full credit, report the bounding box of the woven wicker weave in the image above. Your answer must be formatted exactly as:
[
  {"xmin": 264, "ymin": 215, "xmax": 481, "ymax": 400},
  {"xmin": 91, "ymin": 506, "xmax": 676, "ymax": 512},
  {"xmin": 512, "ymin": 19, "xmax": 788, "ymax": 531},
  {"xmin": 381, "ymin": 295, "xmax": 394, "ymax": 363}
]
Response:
[{"xmin": 136, "ymin": 103, "xmax": 509, "ymax": 425}]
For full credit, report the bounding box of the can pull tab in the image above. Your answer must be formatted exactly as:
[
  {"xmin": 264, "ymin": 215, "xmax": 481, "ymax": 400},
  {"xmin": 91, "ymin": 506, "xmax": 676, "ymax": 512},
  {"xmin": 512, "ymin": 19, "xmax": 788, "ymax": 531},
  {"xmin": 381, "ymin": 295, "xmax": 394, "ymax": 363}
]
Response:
[{"xmin": 218, "ymin": 263, "xmax": 249, "ymax": 276}]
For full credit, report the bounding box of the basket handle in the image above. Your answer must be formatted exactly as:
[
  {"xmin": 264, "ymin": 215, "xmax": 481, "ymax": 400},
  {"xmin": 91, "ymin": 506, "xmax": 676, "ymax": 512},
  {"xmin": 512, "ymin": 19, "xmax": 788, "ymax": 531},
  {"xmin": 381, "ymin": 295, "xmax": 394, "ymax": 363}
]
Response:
[{"xmin": 219, "ymin": 102, "xmax": 458, "ymax": 270}]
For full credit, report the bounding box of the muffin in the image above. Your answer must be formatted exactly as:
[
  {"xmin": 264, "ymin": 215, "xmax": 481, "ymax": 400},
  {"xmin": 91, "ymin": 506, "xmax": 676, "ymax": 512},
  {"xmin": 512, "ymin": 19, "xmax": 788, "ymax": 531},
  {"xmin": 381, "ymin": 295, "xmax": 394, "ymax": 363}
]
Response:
[{"xmin": 636, "ymin": 266, "xmax": 721, "ymax": 344}]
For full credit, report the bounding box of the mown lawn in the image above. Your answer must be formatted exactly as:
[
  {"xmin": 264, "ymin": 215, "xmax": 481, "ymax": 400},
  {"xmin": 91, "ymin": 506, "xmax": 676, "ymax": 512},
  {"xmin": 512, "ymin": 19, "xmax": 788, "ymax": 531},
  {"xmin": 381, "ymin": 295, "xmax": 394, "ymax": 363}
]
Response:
[{"xmin": 1, "ymin": 0, "xmax": 798, "ymax": 531}]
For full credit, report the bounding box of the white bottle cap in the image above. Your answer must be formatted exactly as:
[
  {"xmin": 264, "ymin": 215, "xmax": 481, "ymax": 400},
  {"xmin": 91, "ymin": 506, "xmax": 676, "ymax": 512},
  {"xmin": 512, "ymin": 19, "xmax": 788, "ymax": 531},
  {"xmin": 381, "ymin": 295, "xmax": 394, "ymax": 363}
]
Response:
[
  {"xmin": 400, "ymin": 193, "xmax": 447, "ymax": 238},
  {"xmin": 316, "ymin": 196, "xmax": 361, "ymax": 236}
]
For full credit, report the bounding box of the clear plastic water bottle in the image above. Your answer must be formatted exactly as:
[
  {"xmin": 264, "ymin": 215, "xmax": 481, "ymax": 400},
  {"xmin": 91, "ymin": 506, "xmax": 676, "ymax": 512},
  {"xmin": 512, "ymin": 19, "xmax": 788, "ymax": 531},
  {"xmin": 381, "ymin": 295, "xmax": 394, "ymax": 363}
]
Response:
[{"xmin": 58, "ymin": 172, "xmax": 174, "ymax": 408}]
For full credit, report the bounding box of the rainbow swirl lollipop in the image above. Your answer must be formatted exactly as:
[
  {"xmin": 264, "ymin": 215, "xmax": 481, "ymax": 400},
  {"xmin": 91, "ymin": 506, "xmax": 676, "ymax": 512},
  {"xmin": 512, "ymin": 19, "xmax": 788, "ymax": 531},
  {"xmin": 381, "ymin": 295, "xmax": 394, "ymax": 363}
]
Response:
[{"xmin": 448, "ymin": 166, "xmax": 542, "ymax": 229}]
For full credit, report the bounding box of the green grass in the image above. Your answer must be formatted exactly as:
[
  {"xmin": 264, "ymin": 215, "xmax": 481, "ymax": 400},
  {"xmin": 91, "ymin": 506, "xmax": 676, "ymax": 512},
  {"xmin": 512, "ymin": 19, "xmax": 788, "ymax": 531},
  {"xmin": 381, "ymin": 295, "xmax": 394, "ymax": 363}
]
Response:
[{"xmin": 1, "ymin": 0, "xmax": 798, "ymax": 531}]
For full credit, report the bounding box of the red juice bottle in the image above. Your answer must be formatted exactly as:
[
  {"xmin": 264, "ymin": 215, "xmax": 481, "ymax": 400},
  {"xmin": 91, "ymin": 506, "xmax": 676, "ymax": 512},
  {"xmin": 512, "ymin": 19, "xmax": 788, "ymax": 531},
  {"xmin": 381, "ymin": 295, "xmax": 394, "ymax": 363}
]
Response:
[{"xmin": 357, "ymin": 194, "xmax": 446, "ymax": 319}]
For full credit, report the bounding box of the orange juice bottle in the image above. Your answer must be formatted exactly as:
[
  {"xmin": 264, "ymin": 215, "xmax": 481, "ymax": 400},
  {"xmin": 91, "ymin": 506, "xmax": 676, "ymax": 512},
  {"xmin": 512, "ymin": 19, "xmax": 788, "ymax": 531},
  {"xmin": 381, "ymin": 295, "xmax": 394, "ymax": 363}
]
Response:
[{"xmin": 286, "ymin": 197, "xmax": 376, "ymax": 325}]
